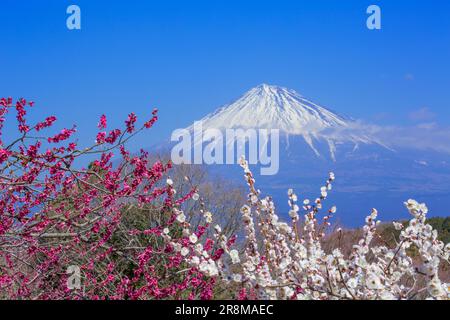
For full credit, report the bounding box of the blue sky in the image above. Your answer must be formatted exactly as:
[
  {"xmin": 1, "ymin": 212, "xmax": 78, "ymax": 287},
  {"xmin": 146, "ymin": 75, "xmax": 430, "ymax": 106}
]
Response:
[{"xmin": 1, "ymin": 0, "xmax": 450, "ymax": 150}]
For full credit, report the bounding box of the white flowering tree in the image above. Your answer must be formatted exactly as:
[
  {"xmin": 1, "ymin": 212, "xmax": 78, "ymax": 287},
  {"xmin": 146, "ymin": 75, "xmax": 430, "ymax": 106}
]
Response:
[{"xmin": 169, "ymin": 156, "xmax": 449, "ymax": 300}]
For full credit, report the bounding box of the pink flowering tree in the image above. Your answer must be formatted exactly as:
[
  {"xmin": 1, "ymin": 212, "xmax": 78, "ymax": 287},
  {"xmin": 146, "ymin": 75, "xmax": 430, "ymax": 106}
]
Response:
[{"xmin": 0, "ymin": 98, "xmax": 230, "ymax": 299}]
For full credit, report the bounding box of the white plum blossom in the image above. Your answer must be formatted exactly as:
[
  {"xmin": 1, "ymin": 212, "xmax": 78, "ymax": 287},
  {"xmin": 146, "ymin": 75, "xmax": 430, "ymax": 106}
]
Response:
[
  {"xmin": 428, "ymin": 277, "xmax": 446, "ymax": 298},
  {"xmin": 189, "ymin": 234, "xmax": 198, "ymax": 244},
  {"xmin": 173, "ymin": 243, "xmax": 181, "ymax": 252},
  {"xmin": 289, "ymin": 210, "xmax": 298, "ymax": 219},
  {"xmin": 180, "ymin": 247, "xmax": 189, "ymax": 256},
  {"xmin": 192, "ymin": 193, "xmax": 200, "ymax": 201},
  {"xmin": 229, "ymin": 249, "xmax": 240, "ymax": 264},
  {"xmin": 232, "ymin": 274, "xmax": 242, "ymax": 283},
  {"xmin": 195, "ymin": 243, "xmax": 203, "ymax": 254},
  {"xmin": 393, "ymin": 221, "xmax": 404, "ymax": 231},
  {"xmin": 199, "ymin": 259, "xmax": 219, "ymax": 277},
  {"xmin": 347, "ymin": 278, "xmax": 358, "ymax": 289},
  {"xmin": 204, "ymin": 211, "xmax": 213, "ymax": 223},
  {"xmin": 190, "ymin": 256, "xmax": 200, "ymax": 266},
  {"xmin": 176, "ymin": 213, "xmax": 186, "ymax": 223},
  {"xmin": 365, "ymin": 273, "xmax": 383, "ymax": 290}
]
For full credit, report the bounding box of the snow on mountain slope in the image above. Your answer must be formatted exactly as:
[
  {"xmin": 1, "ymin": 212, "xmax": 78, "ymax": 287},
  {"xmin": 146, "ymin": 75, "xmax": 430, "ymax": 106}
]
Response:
[{"xmin": 189, "ymin": 84, "xmax": 384, "ymax": 160}]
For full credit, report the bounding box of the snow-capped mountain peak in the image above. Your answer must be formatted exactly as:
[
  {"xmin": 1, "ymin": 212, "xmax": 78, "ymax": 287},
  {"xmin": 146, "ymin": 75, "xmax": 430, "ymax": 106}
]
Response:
[
  {"xmin": 197, "ymin": 84, "xmax": 350, "ymax": 133},
  {"xmin": 190, "ymin": 84, "xmax": 383, "ymax": 160}
]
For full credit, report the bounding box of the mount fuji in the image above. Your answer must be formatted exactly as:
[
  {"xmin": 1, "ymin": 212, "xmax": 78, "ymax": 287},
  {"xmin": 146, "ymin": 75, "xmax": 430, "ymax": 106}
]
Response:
[
  {"xmin": 193, "ymin": 83, "xmax": 386, "ymax": 161},
  {"xmin": 169, "ymin": 84, "xmax": 450, "ymax": 226}
]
